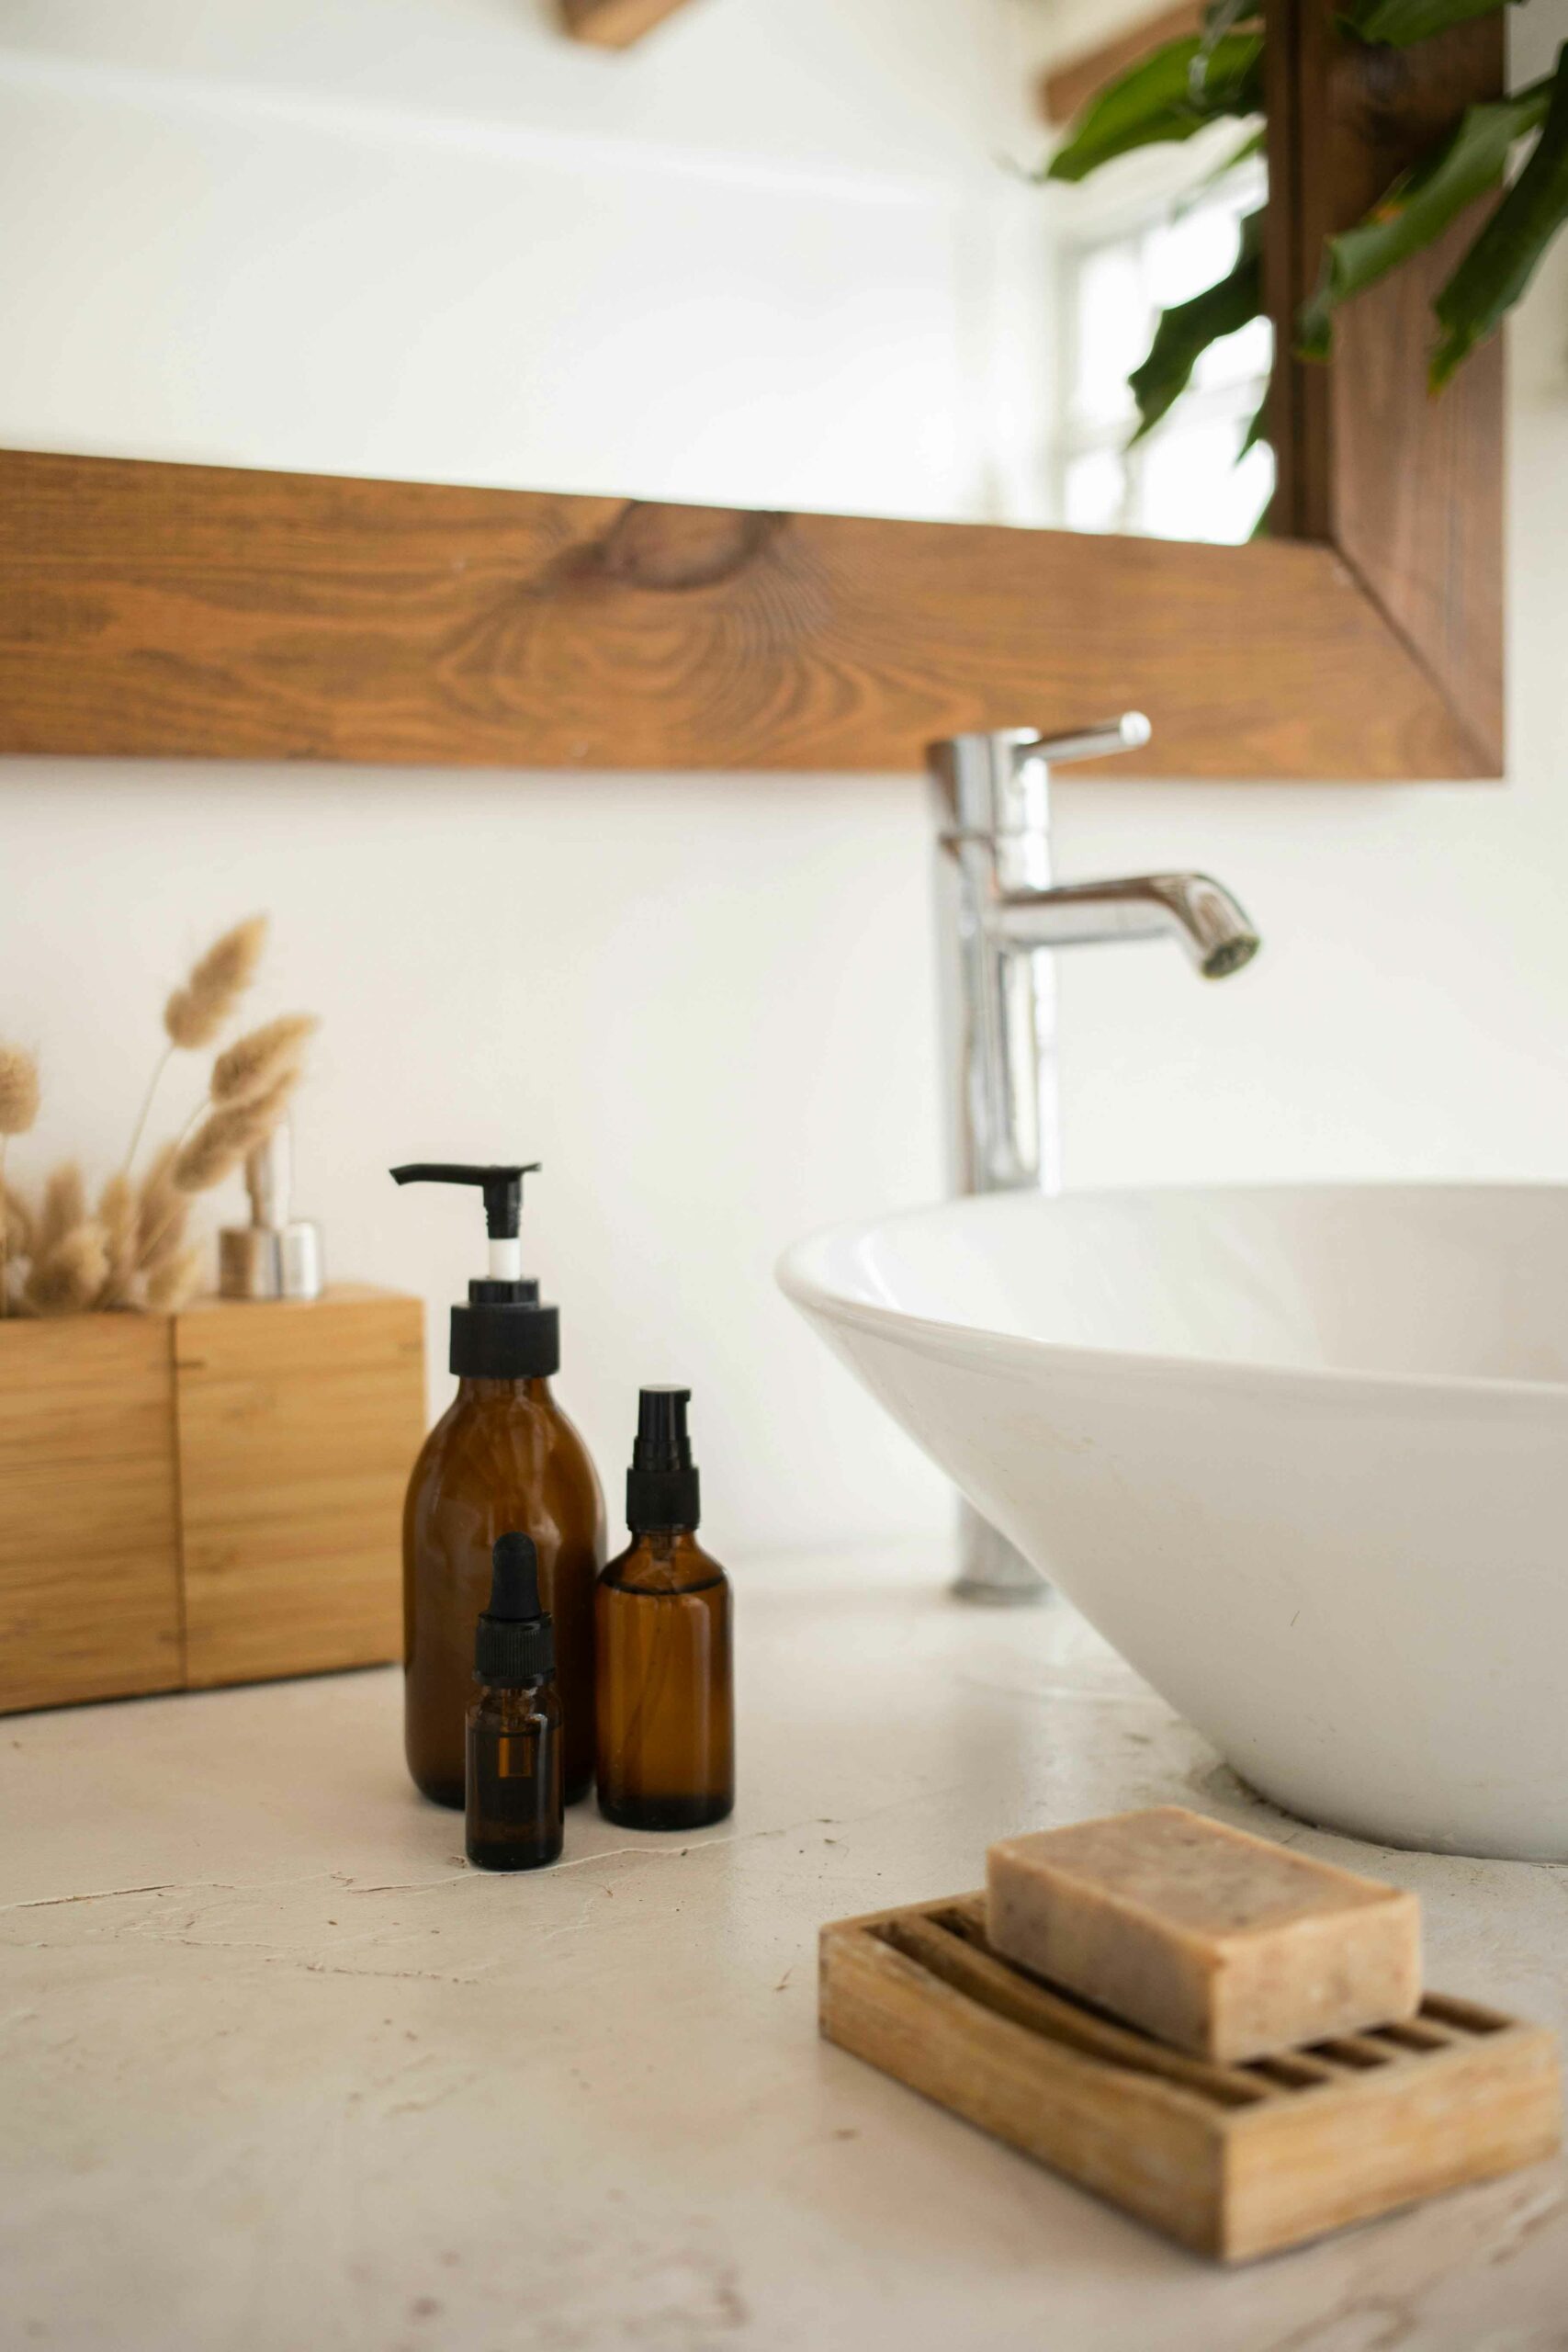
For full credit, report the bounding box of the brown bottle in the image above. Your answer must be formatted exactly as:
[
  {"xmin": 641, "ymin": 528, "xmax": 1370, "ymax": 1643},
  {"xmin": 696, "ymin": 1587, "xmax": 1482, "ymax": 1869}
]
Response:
[
  {"xmin": 394, "ymin": 1164, "xmax": 604, "ymax": 1808},
  {"xmin": 597, "ymin": 1388, "xmax": 733, "ymax": 1832},
  {"xmin": 467, "ymin": 1533, "xmax": 564, "ymax": 1871}
]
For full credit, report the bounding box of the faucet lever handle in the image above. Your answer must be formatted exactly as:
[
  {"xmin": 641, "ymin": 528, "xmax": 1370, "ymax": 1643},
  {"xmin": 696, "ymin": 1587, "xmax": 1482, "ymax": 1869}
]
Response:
[{"xmin": 1028, "ymin": 713, "xmax": 1151, "ymax": 768}]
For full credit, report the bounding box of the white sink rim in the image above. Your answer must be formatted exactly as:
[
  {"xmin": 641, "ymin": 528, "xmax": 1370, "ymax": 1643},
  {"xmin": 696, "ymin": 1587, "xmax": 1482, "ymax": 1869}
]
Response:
[{"xmin": 778, "ymin": 1180, "xmax": 1568, "ymax": 1408}]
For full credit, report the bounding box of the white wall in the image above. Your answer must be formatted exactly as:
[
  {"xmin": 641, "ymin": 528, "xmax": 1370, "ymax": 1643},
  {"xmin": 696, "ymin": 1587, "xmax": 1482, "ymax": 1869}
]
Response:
[
  {"xmin": 4, "ymin": 0, "xmax": 1568, "ymax": 1562},
  {"xmin": 0, "ymin": 760, "xmax": 949, "ymax": 1557},
  {"xmin": 0, "ymin": 0, "xmax": 1064, "ymax": 1557}
]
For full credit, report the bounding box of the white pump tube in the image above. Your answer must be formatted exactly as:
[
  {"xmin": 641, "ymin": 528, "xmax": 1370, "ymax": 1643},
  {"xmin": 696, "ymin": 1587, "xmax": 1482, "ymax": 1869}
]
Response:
[{"xmin": 489, "ymin": 1236, "xmax": 523, "ymax": 1282}]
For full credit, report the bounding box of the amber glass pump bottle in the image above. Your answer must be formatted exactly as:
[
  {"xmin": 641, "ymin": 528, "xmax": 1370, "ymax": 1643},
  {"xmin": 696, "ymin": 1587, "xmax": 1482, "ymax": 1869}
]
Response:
[
  {"xmin": 467, "ymin": 1532, "xmax": 564, "ymax": 1871},
  {"xmin": 596, "ymin": 1388, "xmax": 733, "ymax": 1831},
  {"xmin": 393, "ymin": 1163, "xmax": 604, "ymax": 1809}
]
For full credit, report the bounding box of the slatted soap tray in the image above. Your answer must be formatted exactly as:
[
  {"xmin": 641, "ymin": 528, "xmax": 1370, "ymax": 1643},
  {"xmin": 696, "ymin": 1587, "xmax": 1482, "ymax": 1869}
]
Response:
[{"xmin": 819, "ymin": 1892, "xmax": 1561, "ymax": 2264}]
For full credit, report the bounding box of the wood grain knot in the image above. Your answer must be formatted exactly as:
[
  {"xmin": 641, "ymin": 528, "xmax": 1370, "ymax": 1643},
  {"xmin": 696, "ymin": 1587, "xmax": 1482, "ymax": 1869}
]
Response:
[{"xmin": 596, "ymin": 503, "xmax": 786, "ymax": 593}]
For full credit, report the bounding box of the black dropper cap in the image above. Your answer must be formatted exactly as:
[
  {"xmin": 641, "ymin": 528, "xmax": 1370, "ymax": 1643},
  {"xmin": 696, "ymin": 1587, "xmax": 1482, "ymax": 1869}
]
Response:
[
  {"xmin": 474, "ymin": 1532, "xmax": 555, "ymax": 1686},
  {"xmin": 389, "ymin": 1163, "xmax": 560, "ymax": 1377},
  {"xmin": 626, "ymin": 1387, "xmax": 701, "ymax": 1533}
]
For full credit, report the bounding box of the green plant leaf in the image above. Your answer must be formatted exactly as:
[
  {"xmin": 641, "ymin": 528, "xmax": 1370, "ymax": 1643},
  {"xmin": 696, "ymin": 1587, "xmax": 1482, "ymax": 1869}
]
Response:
[
  {"xmin": 1239, "ymin": 383, "xmax": 1270, "ymax": 457},
  {"xmin": 1431, "ymin": 44, "xmax": 1568, "ymax": 387},
  {"xmin": 1342, "ymin": 0, "xmax": 1518, "ymax": 46},
  {"xmin": 1128, "ymin": 211, "xmax": 1265, "ymax": 443},
  {"xmin": 1194, "ymin": 0, "xmax": 1262, "ymax": 89},
  {"xmin": 1298, "ymin": 76, "xmax": 1551, "ymax": 356},
  {"xmin": 1046, "ymin": 34, "xmax": 1263, "ymax": 185}
]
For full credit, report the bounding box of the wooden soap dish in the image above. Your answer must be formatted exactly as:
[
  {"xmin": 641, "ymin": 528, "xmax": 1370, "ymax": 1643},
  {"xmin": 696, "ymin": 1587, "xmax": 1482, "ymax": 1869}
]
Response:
[{"xmin": 819, "ymin": 1893, "xmax": 1561, "ymax": 2263}]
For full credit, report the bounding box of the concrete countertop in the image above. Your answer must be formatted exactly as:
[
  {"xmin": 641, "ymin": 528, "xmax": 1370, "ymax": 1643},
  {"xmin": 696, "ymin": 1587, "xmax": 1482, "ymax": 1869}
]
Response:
[{"xmin": 4, "ymin": 1545, "xmax": 1565, "ymax": 2350}]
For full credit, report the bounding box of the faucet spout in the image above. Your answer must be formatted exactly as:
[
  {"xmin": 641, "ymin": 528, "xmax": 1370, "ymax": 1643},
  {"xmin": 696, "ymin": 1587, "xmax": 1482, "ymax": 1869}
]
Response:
[
  {"xmin": 986, "ymin": 872, "xmax": 1260, "ymax": 980},
  {"xmin": 926, "ymin": 713, "xmax": 1260, "ymax": 1603}
]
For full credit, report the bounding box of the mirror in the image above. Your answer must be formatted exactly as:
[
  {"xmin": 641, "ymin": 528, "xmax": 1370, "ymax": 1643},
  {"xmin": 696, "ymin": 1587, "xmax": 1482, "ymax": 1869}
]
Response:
[
  {"xmin": 0, "ymin": 0, "xmax": 1267, "ymax": 547},
  {"xmin": 0, "ymin": 0, "xmax": 1503, "ymax": 784}
]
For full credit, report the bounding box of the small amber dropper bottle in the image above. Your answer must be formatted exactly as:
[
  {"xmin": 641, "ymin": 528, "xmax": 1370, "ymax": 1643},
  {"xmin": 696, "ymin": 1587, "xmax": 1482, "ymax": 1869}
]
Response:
[
  {"xmin": 596, "ymin": 1389, "xmax": 734, "ymax": 1832},
  {"xmin": 467, "ymin": 1532, "xmax": 564, "ymax": 1871}
]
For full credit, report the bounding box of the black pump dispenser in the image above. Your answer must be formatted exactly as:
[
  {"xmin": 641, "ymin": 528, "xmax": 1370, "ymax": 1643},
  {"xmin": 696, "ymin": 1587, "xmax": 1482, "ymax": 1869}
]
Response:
[
  {"xmin": 626, "ymin": 1387, "xmax": 701, "ymax": 1532},
  {"xmin": 390, "ymin": 1162, "xmax": 560, "ymax": 1377},
  {"xmin": 392, "ymin": 1163, "xmax": 536, "ymax": 1244},
  {"xmin": 474, "ymin": 1532, "xmax": 556, "ymax": 1687}
]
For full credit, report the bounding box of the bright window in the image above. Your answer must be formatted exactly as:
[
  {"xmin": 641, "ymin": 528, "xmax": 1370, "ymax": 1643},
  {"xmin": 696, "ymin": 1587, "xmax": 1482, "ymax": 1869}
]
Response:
[{"xmin": 1056, "ymin": 156, "xmax": 1272, "ymax": 545}]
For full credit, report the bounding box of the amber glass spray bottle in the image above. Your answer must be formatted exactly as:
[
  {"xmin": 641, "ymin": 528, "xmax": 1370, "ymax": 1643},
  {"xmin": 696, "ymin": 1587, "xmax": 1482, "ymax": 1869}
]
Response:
[
  {"xmin": 467, "ymin": 1532, "xmax": 564, "ymax": 1871},
  {"xmin": 393, "ymin": 1163, "xmax": 604, "ymax": 1809},
  {"xmin": 596, "ymin": 1388, "xmax": 734, "ymax": 1831}
]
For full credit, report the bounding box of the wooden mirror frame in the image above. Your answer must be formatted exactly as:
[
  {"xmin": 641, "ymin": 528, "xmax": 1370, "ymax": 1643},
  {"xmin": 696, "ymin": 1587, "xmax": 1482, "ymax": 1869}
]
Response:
[{"xmin": 0, "ymin": 7, "xmax": 1502, "ymax": 782}]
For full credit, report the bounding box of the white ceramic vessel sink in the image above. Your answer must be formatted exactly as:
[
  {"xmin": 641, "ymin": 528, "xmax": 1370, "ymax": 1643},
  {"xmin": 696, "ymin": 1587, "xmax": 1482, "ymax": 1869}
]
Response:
[{"xmin": 780, "ymin": 1185, "xmax": 1568, "ymax": 1860}]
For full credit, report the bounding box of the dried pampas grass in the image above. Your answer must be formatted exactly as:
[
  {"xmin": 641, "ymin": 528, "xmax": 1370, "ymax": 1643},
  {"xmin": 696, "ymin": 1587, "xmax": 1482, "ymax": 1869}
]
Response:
[
  {"xmin": 36, "ymin": 1162, "xmax": 85, "ymax": 1261},
  {"xmin": 133, "ymin": 1148, "xmax": 192, "ymax": 1294},
  {"xmin": 171, "ymin": 1107, "xmax": 259, "ymax": 1197},
  {"xmin": 27, "ymin": 1221, "xmax": 110, "ymax": 1317},
  {"xmin": 0, "ymin": 1045, "xmax": 39, "ymax": 1137},
  {"xmin": 2, "ymin": 910, "xmax": 319, "ymax": 1317},
  {"xmin": 136, "ymin": 1142, "xmax": 178, "ymax": 1246},
  {"xmin": 164, "ymin": 915, "xmax": 269, "ymax": 1052},
  {"xmin": 210, "ymin": 1014, "xmax": 319, "ymax": 1111},
  {"xmin": 123, "ymin": 913, "xmax": 271, "ymax": 1176},
  {"xmin": 173, "ymin": 1074, "xmax": 297, "ymax": 1196},
  {"xmin": 0, "ymin": 1044, "xmax": 40, "ymax": 1317},
  {"xmin": 145, "ymin": 1243, "xmax": 205, "ymax": 1314},
  {"xmin": 0, "ymin": 1182, "xmax": 29, "ymax": 1316},
  {"xmin": 97, "ymin": 1170, "xmax": 139, "ymax": 1306},
  {"xmin": 99, "ymin": 1170, "xmax": 135, "ymax": 1255},
  {"xmin": 24, "ymin": 1166, "xmax": 99, "ymax": 1315},
  {"xmin": 3, "ymin": 1183, "xmax": 32, "ymax": 1258}
]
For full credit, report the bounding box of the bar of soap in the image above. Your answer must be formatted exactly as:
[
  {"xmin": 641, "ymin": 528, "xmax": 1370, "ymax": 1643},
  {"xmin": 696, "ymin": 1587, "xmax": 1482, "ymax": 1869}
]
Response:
[{"xmin": 987, "ymin": 1806, "xmax": 1422, "ymax": 2063}]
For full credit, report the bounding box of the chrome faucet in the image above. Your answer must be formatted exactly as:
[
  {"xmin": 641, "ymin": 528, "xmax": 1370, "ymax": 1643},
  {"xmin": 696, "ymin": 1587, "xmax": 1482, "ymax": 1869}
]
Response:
[{"xmin": 927, "ymin": 716, "xmax": 1259, "ymax": 1600}]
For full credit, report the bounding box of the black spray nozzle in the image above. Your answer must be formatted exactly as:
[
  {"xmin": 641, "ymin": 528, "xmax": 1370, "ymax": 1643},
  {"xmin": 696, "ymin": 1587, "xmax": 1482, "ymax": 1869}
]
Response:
[
  {"xmin": 627, "ymin": 1387, "xmax": 700, "ymax": 1532},
  {"xmin": 475, "ymin": 1532, "xmax": 555, "ymax": 1686},
  {"xmin": 389, "ymin": 1162, "xmax": 541, "ymax": 1240},
  {"xmin": 634, "ymin": 1387, "xmax": 693, "ymax": 1471}
]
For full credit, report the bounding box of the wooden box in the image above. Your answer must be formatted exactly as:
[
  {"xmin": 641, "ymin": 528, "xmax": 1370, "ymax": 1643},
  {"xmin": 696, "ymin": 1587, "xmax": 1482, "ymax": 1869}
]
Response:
[
  {"xmin": 821, "ymin": 1894, "xmax": 1562, "ymax": 2264},
  {"xmin": 0, "ymin": 1286, "xmax": 424, "ymax": 1713}
]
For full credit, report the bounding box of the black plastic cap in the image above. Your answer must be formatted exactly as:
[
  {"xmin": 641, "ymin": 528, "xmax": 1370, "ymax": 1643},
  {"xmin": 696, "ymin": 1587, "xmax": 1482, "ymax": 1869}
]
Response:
[
  {"xmin": 475, "ymin": 1532, "xmax": 555, "ymax": 1685},
  {"xmin": 626, "ymin": 1385, "xmax": 700, "ymax": 1532},
  {"xmin": 468, "ymin": 1276, "xmax": 540, "ymax": 1307},
  {"xmin": 450, "ymin": 1296, "xmax": 559, "ymax": 1379}
]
